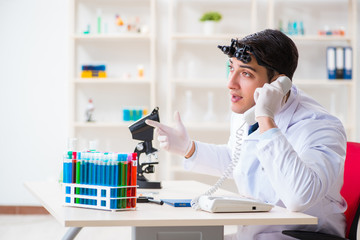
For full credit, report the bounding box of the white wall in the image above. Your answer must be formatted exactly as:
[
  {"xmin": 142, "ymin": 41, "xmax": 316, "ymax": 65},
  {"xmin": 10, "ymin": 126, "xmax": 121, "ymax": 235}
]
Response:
[
  {"xmin": 0, "ymin": 0, "xmax": 359, "ymax": 205},
  {"xmin": 0, "ymin": 0, "xmax": 69, "ymax": 205}
]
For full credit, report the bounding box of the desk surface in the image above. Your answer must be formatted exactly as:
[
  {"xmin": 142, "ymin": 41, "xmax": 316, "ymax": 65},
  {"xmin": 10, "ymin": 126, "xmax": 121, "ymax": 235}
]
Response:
[{"xmin": 25, "ymin": 180, "xmax": 317, "ymax": 228}]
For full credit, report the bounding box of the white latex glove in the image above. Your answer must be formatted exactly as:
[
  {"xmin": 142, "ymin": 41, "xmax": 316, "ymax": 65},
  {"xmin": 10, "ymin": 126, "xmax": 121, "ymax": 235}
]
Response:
[
  {"xmin": 145, "ymin": 111, "xmax": 192, "ymax": 157},
  {"xmin": 254, "ymin": 80, "xmax": 287, "ymax": 121}
]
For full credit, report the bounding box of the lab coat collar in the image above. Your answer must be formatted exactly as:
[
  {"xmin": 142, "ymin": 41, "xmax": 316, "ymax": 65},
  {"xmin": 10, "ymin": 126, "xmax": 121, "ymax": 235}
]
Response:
[{"xmin": 274, "ymin": 85, "xmax": 299, "ymax": 134}]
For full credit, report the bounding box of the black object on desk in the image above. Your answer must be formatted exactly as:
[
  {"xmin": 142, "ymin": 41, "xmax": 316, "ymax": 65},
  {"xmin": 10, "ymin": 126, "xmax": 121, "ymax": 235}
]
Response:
[
  {"xmin": 129, "ymin": 107, "xmax": 162, "ymax": 189},
  {"xmin": 137, "ymin": 196, "xmax": 164, "ymax": 205}
]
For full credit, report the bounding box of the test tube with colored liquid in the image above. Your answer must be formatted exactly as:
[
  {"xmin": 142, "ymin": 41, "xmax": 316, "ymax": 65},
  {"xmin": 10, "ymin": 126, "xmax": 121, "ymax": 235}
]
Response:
[
  {"xmin": 104, "ymin": 153, "xmax": 110, "ymax": 187},
  {"xmin": 121, "ymin": 155, "xmax": 128, "ymax": 208},
  {"xmin": 72, "ymin": 151, "xmax": 77, "ymax": 184},
  {"xmin": 117, "ymin": 153, "xmax": 124, "ymax": 208},
  {"xmin": 63, "ymin": 152, "xmax": 71, "ymax": 184},
  {"xmin": 83, "ymin": 152, "xmax": 89, "ymax": 204},
  {"xmin": 126, "ymin": 154, "xmax": 132, "ymax": 208},
  {"xmin": 131, "ymin": 153, "xmax": 137, "ymax": 208},
  {"xmin": 76, "ymin": 152, "xmax": 82, "ymax": 204},
  {"xmin": 100, "ymin": 153, "xmax": 106, "ymax": 206},
  {"xmin": 63, "ymin": 152, "xmax": 72, "ymax": 200}
]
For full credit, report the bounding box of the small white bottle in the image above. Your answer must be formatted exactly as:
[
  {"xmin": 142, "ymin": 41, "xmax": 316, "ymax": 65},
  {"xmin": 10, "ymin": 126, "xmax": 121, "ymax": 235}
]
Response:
[
  {"xmin": 182, "ymin": 90, "xmax": 193, "ymax": 122},
  {"xmin": 204, "ymin": 91, "xmax": 217, "ymax": 122},
  {"xmin": 85, "ymin": 98, "xmax": 95, "ymax": 122}
]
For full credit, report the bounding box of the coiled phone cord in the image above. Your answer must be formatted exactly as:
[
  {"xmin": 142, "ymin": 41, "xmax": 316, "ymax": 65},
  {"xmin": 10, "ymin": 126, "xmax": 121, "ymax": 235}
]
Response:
[{"xmin": 191, "ymin": 121, "xmax": 246, "ymax": 210}]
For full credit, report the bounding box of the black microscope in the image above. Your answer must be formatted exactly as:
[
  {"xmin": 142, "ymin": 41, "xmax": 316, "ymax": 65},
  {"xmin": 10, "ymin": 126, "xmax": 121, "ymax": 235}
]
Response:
[{"xmin": 128, "ymin": 107, "xmax": 162, "ymax": 189}]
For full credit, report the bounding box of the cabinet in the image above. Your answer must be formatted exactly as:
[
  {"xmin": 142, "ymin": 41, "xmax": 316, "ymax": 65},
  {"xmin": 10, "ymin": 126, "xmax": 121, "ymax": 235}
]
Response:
[
  {"xmin": 267, "ymin": 0, "xmax": 357, "ymax": 140},
  {"xmin": 166, "ymin": 0, "xmax": 259, "ymax": 169},
  {"xmin": 69, "ymin": 0, "xmax": 157, "ymax": 152}
]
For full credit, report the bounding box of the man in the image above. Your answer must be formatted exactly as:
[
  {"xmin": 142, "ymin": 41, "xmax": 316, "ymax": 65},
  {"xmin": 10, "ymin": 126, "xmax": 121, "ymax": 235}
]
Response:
[{"xmin": 146, "ymin": 29, "xmax": 347, "ymax": 239}]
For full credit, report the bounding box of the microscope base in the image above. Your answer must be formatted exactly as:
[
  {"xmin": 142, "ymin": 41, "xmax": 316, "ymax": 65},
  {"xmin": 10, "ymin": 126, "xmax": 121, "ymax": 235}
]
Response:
[{"xmin": 137, "ymin": 180, "xmax": 162, "ymax": 189}]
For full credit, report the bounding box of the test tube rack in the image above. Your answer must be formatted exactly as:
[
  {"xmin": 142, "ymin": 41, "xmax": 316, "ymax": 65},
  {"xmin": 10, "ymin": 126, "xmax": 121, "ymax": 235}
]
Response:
[{"xmin": 63, "ymin": 183, "xmax": 137, "ymax": 212}]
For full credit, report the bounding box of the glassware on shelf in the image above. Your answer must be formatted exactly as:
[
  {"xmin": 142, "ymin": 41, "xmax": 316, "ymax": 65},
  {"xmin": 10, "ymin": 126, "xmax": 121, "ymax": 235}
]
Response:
[
  {"xmin": 85, "ymin": 98, "xmax": 95, "ymax": 122},
  {"xmin": 182, "ymin": 90, "xmax": 194, "ymax": 122},
  {"xmin": 204, "ymin": 91, "xmax": 217, "ymax": 122}
]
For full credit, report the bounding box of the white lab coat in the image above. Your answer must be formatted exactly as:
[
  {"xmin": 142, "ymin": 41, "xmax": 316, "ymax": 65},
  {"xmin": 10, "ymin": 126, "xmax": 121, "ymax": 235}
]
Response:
[{"xmin": 184, "ymin": 85, "xmax": 347, "ymax": 240}]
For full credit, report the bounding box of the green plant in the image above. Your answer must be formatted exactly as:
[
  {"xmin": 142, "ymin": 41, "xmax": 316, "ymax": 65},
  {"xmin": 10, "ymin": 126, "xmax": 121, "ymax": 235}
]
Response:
[{"xmin": 199, "ymin": 12, "xmax": 222, "ymax": 22}]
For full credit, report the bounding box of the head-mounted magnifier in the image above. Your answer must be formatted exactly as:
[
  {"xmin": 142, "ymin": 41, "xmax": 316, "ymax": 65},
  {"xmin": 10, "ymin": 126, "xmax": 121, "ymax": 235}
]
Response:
[{"xmin": 218, "ymin": 39, "xmax": 278, "ymax": 72}]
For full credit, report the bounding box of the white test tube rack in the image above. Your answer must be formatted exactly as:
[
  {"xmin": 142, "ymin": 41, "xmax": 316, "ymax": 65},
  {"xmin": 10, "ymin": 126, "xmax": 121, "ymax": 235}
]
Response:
[{"xmin": 62, "ymin": 183, "xmax": 137, "ymax": 212}]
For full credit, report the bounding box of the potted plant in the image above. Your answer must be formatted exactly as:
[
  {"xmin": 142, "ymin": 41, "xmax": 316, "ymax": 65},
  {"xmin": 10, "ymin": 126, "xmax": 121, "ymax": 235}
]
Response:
[{"xmin": 199, "ymin": 12, "xmax": 222, "ymax": 35}]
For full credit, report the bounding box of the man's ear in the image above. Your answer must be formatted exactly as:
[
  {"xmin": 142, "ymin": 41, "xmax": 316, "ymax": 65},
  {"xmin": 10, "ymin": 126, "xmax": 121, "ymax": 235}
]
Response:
[{"xmin": 270, "ymin": 74, "xmax": 286, "ymax": 83}]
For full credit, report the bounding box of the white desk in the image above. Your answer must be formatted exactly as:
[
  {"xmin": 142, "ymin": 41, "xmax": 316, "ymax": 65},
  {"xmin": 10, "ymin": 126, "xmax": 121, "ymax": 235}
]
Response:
[{"xmin": 25, "ymin": 180, "xmax": 317, "ymax": 240}]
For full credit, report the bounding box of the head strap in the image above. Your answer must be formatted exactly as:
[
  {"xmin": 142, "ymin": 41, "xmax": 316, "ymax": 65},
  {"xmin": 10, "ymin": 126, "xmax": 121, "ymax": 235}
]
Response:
[{"xmin": 218, "ymin": 39, "xmax": 278, "ymax": 73}]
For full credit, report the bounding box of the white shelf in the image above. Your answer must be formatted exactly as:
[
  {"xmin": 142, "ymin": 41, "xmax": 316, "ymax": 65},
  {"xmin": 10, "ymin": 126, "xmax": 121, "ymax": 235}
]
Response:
[
  {"xmin": 289, "ymin": 35, "xmax": 353, "ymax": 42},
  {"xmin": 268, "ymin": 0, "xmax": 357, "ymax": 140},
  {"xmin": 73, "ymin": 34, "xmax": 152, "ymax": 41},
  {"xmin": 74, "ymin": 122, "xmax": 131, "ymax": 128},
  {"xmin": 72, "ymin": 121, "xmax": 229, "ymax": 131},
  {"xmin": 171, "ymin": 33, "xmax": 247, "ymax": 41},
  {"xmin": 69, "ymin": 0, "xmax": 157, "ymax": 149},
  {"xmin": 74, "ymin": 78, "xmax": 151, "ymax": 84},
  {"xmin": 172, "ymin": 78, "xmax": 226, "ymax": 88},
  {"xmin": 293, "ymin": 79, "xmax": 353, "ymax": 86},
  {"xmin": 167, "ymin": 0, "xmax": 258, "ymax": 139},
  {"xmin": 185, "ymin": 122, "xmax": 230, "ymax": 131}
]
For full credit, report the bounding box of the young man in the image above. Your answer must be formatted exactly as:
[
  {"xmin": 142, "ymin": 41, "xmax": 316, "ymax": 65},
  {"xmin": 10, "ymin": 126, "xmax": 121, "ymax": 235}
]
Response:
[{"xmin": 146, "ymin": 29, "xmax": 347, "ymax": 239}]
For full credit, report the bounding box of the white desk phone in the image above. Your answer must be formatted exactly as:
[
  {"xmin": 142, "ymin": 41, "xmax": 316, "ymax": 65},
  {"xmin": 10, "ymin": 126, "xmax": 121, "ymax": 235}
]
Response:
[{"xmin": 194, "ymin": 76, "xmax": 292, "ymax": 213}]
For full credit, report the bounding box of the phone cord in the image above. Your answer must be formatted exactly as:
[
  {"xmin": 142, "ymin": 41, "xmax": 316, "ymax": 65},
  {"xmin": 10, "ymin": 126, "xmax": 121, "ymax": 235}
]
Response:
[{"xmin": 191, "ymin": 121, "xmax": 246, "ymax": 210}]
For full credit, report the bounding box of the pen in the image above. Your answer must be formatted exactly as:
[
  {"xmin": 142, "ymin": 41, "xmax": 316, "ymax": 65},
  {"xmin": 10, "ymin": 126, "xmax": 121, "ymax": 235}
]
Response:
[{"xmin": 137, "ymin": 196, "xmax": 164, "ymax": 205}]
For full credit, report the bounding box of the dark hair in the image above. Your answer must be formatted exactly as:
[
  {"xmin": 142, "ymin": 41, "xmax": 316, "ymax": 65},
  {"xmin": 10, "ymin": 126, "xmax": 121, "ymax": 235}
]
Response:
[{"xmin": 237, "ymin": 29, "xmax": 298, "ymax": 81}]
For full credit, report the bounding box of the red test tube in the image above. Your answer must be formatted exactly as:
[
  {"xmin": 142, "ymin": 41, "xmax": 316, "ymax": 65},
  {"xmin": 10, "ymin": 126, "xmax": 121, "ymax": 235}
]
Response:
[
  {"xmin": 72, "ymin": 151, "xmax": 77, "ymax": 183},
  {"xmin": 131, "ymin": 153, "xmax": 137, "ymax": 208}
]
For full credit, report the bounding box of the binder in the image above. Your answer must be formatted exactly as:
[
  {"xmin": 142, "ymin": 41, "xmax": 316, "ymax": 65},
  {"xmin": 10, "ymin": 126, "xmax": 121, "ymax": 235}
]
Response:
[
  {"xmin": 326, "ymin": 47, "xmax": 336, "ymax": 79},
  {"xmin": 344, "ymin": 47, "xmax": 352, "ymax": 79},
  {"xmin": 335, "ymin": 47, "xmax": 344, "ymax": 79}
]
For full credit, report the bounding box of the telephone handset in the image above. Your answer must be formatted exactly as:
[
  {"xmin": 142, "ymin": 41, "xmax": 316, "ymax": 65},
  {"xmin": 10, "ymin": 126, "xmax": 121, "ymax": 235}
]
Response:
[
  {"xmin": 191, "ymin": 76, "xmax": 292, "ymax": 212},
  {"xmin": 243, "ymin": 76, "xmax": 292, "ymax": 125}
]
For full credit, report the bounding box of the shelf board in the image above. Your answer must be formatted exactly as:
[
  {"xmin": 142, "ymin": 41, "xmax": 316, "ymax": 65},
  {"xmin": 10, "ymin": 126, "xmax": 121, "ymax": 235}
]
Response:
[
  {"xmin": 289, "ymin": 35, "xmax": 352, "ymax": 42},
  {"xmin": 73, "ymin": 34, "xmax": 152, "ymax": 41},
  {"xmin": 171, "ymin": 33, "xmax": 246, "ymax": 40},
  {"xmin": 73, "ymin": 122, "xmax": 131, "ymax": 128},
  {"xmin": 171, "ymin": 34, "xmax": 353, "ymax": 42},
  {"xmin": 172, "ymin": 79, "xmax": 353, "ymax": 87},
  {"xmin": 184, "ymin": 122, "xmax": 230, "ymax": 131},
  {"xmin": 74, "ymin": 78, "xmax": 151, "ymax": 84},
  {"xmin": 172, "ymin": 78, "xmax": 227, "ymax": 88},
  {"xmin": 293, "ymin": 79, "xmax": 353, "ymax": 86}
]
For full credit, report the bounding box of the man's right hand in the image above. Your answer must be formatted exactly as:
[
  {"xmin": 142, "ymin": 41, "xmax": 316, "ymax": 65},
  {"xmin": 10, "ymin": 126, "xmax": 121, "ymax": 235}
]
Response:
[{"xmin": 145, "ymin": 111, "xmax": 192, "ymax": 157}]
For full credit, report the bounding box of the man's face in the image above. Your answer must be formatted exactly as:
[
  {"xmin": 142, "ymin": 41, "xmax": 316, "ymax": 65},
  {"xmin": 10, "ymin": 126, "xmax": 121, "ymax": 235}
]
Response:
[{"xmin": 227, "ymin": 56, "xmax": 270, "ymax": 114}]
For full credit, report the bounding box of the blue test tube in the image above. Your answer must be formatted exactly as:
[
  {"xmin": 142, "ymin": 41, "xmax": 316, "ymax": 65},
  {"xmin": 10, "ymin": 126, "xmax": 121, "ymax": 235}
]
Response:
[
  {"xmin": 105, "ymin": 153, "xmax": 110, "ymax": 186},
  {"xmin": 78, "ymin": 152, "xmax": 84, "ymax": 204},
  {"xmin": 109, "ymin": 153, "xmax": 116, "ymax": 208},
  {"xmin": 114, "ymin": 154, "xmax": 120, "ymax": 208},
  {"xmin": 109, "ymin": 153, "xmax": 114, "ymax": 187},
  {"xmin": 96, "ymin": 152, "xmax": 102, "ymax": 186},
  {"xmin": 83, "ymin": 152, "xmax": 89, "ymax": 205},
  {"xmin": 63, "ymin": 153, "xmax": 70, "ymax": 184},
  {"xmin": 89, "ymin": 152, "xmax": 95, "ymax": 205},
  {"xmin": 63, "ymin": 153, "xmax": 72, "ymax": 197}
]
